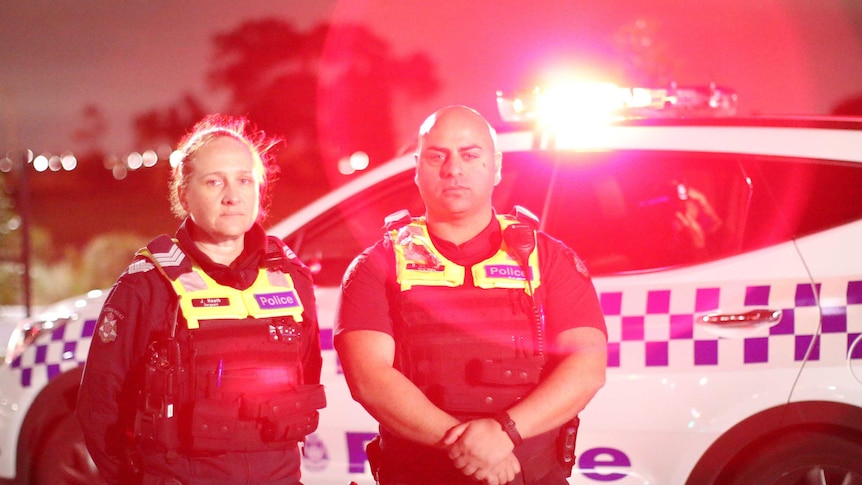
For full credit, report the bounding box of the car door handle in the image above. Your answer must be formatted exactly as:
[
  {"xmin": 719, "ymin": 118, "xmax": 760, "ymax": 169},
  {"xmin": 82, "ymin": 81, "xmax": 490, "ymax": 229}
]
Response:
[{"xmin": 697, "ymin": 309, "xmax": 782, "ymax": 330}]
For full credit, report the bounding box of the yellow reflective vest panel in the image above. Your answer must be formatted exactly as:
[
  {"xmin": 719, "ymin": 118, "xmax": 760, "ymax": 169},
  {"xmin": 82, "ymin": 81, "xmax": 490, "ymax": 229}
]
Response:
[
  {"xmin": 140, "ymin": 241, "xmax": 304, "ymax": 329},
  {"xmin": 390, "ymin": 215, "xmax": 541, "ymax": 293}
]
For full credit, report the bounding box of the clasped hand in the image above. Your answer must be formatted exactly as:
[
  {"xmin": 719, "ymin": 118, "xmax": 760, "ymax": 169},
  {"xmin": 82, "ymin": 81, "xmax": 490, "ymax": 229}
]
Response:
[{"xmin": 442, "ymin": 417, "xmax": 521, "ymax": 485}]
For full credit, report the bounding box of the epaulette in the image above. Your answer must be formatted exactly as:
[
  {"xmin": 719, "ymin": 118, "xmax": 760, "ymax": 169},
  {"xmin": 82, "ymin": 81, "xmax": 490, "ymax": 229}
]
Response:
[
  {"xmin": 263, "ymin": 235, "xmax": 287, "ymax": 269},
  {"xmin": 383, "ymin": 209, "xmax": 413, "ymax": 232},
  {"xmin": 263, "ymin": 235, "xmax": 308, "ymax": 272},
  {"xmin": 136, "ymin": 234, "xmax": 191, "ymax": 281},
  {"xmin": 511, "ymin": 205, "xmax": 540, "ymax": 230}
]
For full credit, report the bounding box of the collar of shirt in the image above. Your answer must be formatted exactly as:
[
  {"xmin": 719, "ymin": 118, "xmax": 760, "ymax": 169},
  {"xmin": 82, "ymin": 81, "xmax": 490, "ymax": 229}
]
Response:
[
  {"xmin": 427, "ymin": 215, "xmax": 503, "ymax": 268},
  {"xmin": 176, "ymin": 219, "xmax": 267, "ymax": 289}
]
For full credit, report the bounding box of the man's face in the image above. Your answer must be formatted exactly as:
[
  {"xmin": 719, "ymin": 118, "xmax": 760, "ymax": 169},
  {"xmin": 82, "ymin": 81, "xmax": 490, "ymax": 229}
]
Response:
[
  {"xmin": 179, "ymin": 136, "xmax": 261, "ymax": 244},
  {"xmin": 414, "ymin": 109, "xmax": 502, "ymax": 222}
]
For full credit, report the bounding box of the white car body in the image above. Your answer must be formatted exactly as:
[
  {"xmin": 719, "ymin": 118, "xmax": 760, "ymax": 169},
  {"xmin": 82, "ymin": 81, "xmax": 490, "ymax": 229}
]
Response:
[{"xmin": 2, "ymin": 117, "xmax": 862, "ymax": 484}]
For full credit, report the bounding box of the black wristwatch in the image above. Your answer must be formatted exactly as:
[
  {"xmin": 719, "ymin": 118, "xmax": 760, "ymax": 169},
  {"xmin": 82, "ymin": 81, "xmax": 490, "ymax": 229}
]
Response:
[{"xmin": 494, "ymin": 412, "xmax": 523, "ymax": 446}]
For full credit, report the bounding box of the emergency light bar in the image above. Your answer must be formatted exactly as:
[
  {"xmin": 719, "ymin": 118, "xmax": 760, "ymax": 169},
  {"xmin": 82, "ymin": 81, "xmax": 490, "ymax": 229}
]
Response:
[{"xmin": 496, "ymin": 82, "xmax": 738, "ymax": 125}]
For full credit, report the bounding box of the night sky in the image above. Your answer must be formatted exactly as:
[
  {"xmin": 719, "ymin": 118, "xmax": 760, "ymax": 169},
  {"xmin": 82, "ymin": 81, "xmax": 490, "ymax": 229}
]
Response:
[{"xmin": 3, "ymin": 0, "xmax": 862, "ymax": 156}]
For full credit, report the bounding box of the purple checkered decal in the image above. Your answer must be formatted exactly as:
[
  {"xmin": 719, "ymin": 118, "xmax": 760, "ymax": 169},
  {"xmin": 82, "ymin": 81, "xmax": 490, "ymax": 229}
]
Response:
[
  {"xmin": 600, "ymin": 280, "xmax": 862, "ymax": 369},
  {"xmin": 6, "ymin": 279, "xmax": 862, "ymax": 388},
  {"xmin": 8, "ymin": 318, "xmax": 95, "ymax": 388}
]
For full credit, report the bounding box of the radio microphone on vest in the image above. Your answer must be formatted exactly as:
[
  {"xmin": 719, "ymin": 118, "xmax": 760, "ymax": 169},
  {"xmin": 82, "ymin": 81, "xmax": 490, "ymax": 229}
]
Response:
[
  {"xmin": 503, "ymin": 223, "xmax": 545, "ymax": 357},
  {"xmin": 503, "ymin": 223, "xmax": 536, "ymax": 269}
]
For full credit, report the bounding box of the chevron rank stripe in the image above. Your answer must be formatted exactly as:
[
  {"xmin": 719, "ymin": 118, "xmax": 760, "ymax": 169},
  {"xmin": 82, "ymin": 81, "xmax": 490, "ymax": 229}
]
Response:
[{"xmin": 152, "ymin": 244, "xmax": 186, "ymax": 268}]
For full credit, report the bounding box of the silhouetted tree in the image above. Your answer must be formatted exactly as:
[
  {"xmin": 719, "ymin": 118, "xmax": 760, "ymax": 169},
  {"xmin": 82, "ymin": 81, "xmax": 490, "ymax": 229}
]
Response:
[
  {"xmin": 315, "ymin": 23, "xmax": 439, "ymax": 181},
  {"xmin": 72, "ymin": 104, "xmax": 109, "ymax": 153},
  {"xmin": 132, "ymin": 19, "xmax": 439, "ymax": 220},
  {"xmin": 19, "ymin": 18, "xmax": 442, "ymax": 305},
  {"xmin": 134, "ymin": 95, "xmax": 207, "ymax": 150},
  {"xmin": 209, "ymin": 19, "xmax": 325, "ymax": 194}
]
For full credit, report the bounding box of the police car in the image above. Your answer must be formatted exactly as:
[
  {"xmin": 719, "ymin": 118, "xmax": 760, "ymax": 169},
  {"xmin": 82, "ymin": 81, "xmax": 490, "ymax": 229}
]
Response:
[{"xmin": 2, "ymin": 82, "xmax": 862, "ymax": 485}]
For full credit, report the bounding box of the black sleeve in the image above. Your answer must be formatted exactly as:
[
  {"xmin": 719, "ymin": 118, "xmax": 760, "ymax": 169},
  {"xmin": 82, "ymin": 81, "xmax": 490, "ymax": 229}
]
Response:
[
  {"xmin": 334, "ymin": 240, "xmax": 395, "ymax": 339},
  {"xmin": 290, "ymin": 261, "xmax": 323, "ymax": 386},
  {"xmin": 76, "ymin": 268, "xmax": 173, "ymax": 484},
  {"xmin": 272, "ymin": 237, "xmax": 324, "ymax": 386}
]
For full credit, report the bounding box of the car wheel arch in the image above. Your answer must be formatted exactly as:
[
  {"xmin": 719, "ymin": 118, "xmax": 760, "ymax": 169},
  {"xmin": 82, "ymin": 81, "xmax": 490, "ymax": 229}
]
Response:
[
  {"xmin": 16, "ymin": 366, "xmax": 84, "ymax": 484},
  {"xmin": 685, "ymin": 400, "xmax": 862, "ymax": 485}
]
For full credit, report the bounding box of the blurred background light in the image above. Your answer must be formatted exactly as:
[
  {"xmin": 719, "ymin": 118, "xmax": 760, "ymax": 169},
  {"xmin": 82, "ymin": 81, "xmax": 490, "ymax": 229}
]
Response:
[
  {"xmin": 349, "ymin": 151, "xmax": 370, "ymax": 171},
  {"xmin": 142, "ymin": 149, "xmax": 158, "ymax": 167},
  {"xmin": 33, "ymin": 154, "xmax": 48, "ymax": 172},
  {"xmin": 48, "ymin": 155, "xmax": 62, "ymax": 172},
  {"xmin": 112, "ymin": 163, "xmax": 127, "ymax": 180},
  {"xmin": 337, "ymin": 156, "xmax": 354, "ymax": 175},
  {"xmin": 126, "ymin": 152, "xmax": 143, "ymax": 170},
  {"xmin": 60, "ymin": 153, "xmax": 77, "ymax": 171}
]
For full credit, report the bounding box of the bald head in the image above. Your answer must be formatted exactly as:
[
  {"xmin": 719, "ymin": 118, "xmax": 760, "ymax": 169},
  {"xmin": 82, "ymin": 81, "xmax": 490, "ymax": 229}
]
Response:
[
  {"xmin": 413, "ymin": 106, "xmax": 503, "ymax": 236},
  {"xmin": 417, "ymin": 105, "xmax": 499, "ymax": 155}
]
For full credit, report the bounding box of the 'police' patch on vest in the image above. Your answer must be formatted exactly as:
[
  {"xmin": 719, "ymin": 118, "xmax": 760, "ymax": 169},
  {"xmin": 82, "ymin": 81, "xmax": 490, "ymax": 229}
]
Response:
[
  {"xmin": 485, "ymin": 264, "xmax": 531, "ymax": 280},
  {"xmin": 255, "ymin": 291, "xmax": 300, "ymax": 309},
  {"xmin": 192, "ymin": 297, "xmax": 230, "ymax": 308}
]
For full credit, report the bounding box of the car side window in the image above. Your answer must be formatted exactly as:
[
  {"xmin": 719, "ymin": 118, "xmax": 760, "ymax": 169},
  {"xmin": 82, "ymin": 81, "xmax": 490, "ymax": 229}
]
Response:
[
  {"xmin": 500, "ymin": 150, "xmax": 862, "ymax": 275},
  {"xmin": 499, "ymin": 151, "xmax": 751, "ymax": 274},
  {"xmin": 284, "ymin": 173, "xmax": 423, "ymax": 286},
  {"xmin": 741, "ymin": 156, "xmax": 862, "ymax": 250}
]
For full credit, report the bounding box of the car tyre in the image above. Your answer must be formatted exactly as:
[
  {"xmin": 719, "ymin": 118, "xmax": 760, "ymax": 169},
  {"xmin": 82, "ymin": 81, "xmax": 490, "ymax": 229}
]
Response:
[
  {"xmin": 723, "ymin": 429, "xmax": 862, "ymax": 485},
  {"xmin": 32, "ymin": 412, "xmax": 106, "ymax": 485}
]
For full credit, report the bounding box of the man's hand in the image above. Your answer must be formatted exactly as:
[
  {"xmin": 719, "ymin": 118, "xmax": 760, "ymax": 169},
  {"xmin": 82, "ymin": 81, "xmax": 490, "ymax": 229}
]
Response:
[
  {"xmin": 443, "ymin": 418, "xmax": 521, "ymax": 483},
  {"xmin": 478, "ymin": 453, "xmax": 521, "ymax": 485}
]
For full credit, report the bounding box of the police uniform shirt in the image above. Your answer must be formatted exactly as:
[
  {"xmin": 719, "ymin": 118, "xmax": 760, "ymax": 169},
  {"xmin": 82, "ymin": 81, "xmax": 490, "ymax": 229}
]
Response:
[
  {"xmin": 77, "ymin": 219, "xmax": 321, "ymax": 485},
  {"xmin": 336, "ymin": 215, "xmax": 607, "ymax": 350},
  {"xmin": 335, "ymin": 215, "xmax": 605, "ymax": 482}
]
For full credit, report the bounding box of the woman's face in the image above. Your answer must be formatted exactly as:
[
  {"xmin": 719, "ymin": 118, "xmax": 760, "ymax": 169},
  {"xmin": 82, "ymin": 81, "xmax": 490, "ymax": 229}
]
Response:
[{"xmin": 179, "ymin": 136, "xmax": 262, "ymax": 244}]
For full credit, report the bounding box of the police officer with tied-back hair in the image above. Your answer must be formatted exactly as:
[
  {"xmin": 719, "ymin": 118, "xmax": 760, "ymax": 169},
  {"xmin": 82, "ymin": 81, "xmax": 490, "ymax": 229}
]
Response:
[
  {"xmin": 334, "ymin": 106, "xmax": 607, "ymax": 485},
  {"xmin": 77, "ymin": 114, "xmax": 325, "ymax": 485}
]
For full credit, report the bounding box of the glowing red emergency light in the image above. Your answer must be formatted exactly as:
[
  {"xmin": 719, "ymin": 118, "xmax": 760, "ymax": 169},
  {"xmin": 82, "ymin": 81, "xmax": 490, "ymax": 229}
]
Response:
[{"xmin": 496, "ymin": 82, "xmax": 737, "ymax": 126}]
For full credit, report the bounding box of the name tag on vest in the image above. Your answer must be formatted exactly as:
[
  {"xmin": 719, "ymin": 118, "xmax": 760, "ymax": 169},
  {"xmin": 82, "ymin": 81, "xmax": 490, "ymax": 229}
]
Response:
[{"xmin": 192, "ymin": 297, "xmax": 230, "ymax": 308}]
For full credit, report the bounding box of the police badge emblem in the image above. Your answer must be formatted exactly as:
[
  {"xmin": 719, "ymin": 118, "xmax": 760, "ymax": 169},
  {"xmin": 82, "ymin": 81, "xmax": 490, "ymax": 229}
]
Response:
[
  {"xmin": 98, "ymin": 309, "xmax": 119, "ymax": 343},
  {"xmin": 565, "ymin": 248, "xmax": 590, "ymax": 278}
]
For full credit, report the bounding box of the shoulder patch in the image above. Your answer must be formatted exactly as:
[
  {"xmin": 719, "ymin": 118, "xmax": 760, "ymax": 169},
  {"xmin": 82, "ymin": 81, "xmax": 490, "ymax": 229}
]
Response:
[
  {"xmin": 570, "ymin": 249, "xmax": 590, "ymax": 279},
  {"xmin": 97, "ymin": 307, "xmax": 124, "ymax": 343},
  {"xmin": 149, "ymin": 244, "xmax": 186, "ymax": 270},
  {"xmin": 341, "ymin": 253, "xmax": 365, "ymax": 288},
  {"xmin": 264, "ymin": 235, "xmax": 308, "ymax": 271}
]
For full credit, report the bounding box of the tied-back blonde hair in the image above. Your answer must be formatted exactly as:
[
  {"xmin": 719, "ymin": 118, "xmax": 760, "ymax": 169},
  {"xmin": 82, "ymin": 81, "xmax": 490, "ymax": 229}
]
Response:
[{"xmin": 168, "ymin": 114, "xmax": 281, "ymax": 221}]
